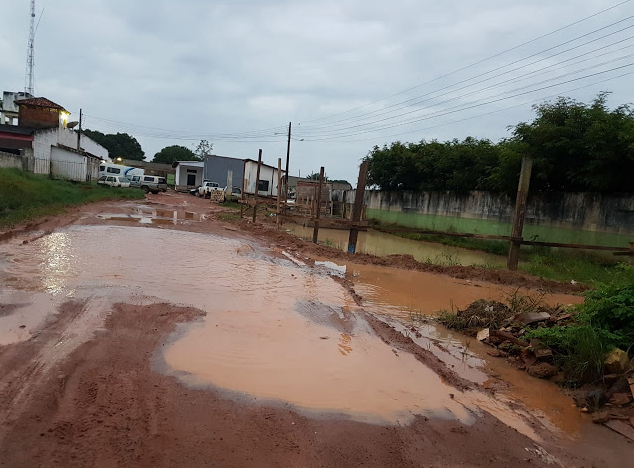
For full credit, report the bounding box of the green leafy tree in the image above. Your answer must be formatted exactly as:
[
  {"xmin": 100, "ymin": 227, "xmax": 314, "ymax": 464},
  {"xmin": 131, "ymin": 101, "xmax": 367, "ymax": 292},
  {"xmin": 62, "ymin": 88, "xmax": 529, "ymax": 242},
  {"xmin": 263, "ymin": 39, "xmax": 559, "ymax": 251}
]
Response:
[
  {"xmin": 152, "ymin": 145, "xmax": 200, "ymax": 164},
  {"xmin": 83, "ymin": 129, "xmax": 145, "ymax": 161}
]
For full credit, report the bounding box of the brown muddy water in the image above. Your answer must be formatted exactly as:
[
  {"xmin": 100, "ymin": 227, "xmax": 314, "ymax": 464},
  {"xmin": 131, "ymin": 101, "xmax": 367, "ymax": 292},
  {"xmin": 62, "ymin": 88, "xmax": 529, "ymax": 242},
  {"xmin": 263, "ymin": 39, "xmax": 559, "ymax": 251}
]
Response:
[
  {"xmin": 97, "ymin": 206, "xmax": 206, "ymax": 225},
  {"xmin": 0, "ymin": 224, "xmax": 581, "ymax": 435},
  {"xmin": 287, "ymin": 225, "xmax": 505, "ymax": 267}
]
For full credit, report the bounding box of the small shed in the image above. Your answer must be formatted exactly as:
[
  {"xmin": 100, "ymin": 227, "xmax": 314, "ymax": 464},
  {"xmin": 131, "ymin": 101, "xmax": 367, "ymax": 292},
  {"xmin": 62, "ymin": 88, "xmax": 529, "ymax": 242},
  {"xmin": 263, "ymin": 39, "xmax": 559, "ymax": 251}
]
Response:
[
  {"xmin": 173, "ymin": 161, "xmax": 204, "ymax": 191},
  {"xmin": 243, "ymin": 159, "xmax": 286, "ymax": 197}
]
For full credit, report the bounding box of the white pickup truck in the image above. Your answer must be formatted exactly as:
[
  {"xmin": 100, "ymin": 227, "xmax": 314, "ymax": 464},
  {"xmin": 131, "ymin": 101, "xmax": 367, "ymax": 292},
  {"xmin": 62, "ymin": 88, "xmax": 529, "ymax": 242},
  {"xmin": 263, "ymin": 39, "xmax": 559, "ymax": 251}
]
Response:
[{"xmin": 197, "ymin": 181, "xmax": 225, "ymax": 200}]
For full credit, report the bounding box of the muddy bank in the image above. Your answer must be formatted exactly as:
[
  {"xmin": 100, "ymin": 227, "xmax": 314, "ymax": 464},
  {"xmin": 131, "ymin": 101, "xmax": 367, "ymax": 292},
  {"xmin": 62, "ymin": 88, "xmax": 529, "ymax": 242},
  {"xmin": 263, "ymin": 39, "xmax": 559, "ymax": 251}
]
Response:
[
  {"xmin": 240, "ymin": 220, "xmax": 587, "ymax": 294},
  {"xmin": 0, "ymin": 301, "xmax": 584, "ymax": 468}
]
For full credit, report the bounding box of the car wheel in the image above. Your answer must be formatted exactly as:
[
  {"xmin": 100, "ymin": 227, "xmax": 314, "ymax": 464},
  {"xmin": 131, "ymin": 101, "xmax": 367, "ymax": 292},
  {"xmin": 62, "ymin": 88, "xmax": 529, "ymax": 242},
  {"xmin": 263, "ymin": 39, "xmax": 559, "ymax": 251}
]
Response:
[
  {"xmin": 151, "ymin": 190, "xmax": 159, "ymax": 195},
  {"xmin": 142, "ymin": 186, "xmax": 150, "ymax": 193}
]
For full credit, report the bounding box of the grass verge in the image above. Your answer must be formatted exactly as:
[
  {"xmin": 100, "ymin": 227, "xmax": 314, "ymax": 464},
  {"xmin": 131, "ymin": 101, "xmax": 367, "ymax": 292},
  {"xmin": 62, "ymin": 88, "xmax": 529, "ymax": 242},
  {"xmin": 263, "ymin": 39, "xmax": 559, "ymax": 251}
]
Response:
[{"xmin": 0, "ymin": 168, "xmax": 144, "ymax": 229}]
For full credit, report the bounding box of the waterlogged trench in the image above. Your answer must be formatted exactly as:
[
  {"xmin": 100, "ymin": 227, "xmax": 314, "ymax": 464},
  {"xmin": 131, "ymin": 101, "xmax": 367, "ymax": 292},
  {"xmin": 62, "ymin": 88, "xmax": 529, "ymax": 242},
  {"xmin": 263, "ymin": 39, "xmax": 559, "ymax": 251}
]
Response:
[{"xmin": 0, "ymin": 223, "xmax": 580, "ymax": 435}]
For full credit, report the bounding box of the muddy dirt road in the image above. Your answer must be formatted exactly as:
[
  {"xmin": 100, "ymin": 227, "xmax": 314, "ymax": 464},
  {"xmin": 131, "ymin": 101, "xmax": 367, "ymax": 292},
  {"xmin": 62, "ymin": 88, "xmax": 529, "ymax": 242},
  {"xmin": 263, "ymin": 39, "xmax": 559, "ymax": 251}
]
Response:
[{"xmin": 0, "ymin": 192, "xmax": 631, "ymax": 467}]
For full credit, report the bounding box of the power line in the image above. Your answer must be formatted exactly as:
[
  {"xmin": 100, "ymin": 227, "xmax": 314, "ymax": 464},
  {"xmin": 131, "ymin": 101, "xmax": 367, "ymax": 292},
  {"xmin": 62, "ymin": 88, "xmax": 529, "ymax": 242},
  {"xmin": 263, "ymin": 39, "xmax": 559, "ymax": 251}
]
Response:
[
  {"xmin": 294, "ymin": 63, "xmax": 634, "ymax": 140},
  {"xmin": 300, "ymin": 1, "xmax": 632, "ymax": 125},
  {"xmin": 298, "ymin": 71, "xmax": 634, "ymax": 143},
  {"xmin": 298, "ymin": 18, "xmax": 634, "ymax": 132}
]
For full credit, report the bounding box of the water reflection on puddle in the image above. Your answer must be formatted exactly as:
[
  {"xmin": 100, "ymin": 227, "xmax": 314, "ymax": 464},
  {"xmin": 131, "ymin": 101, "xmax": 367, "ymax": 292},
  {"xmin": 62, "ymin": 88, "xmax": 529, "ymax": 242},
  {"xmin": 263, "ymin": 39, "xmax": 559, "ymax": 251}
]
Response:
[{"xmin": 98, "ymin": 207, "xmax": 206, "ymax": 225}]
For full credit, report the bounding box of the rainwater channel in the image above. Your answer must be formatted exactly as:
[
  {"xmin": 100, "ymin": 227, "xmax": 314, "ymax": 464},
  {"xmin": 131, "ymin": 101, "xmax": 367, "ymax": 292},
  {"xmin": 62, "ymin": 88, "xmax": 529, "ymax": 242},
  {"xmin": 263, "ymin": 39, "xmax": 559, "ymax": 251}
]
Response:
[{"xmin": 0, "ymin": 220, "xmax": 585, "ymax": 439}]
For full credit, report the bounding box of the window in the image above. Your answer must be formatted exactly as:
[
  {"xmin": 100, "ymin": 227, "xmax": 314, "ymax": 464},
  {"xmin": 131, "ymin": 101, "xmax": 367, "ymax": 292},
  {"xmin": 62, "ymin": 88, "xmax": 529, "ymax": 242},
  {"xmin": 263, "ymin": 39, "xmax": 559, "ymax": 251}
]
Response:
[
  {"xmin": 99, "ymin": 166, "xmax": 105, "ymax": 172},
  {"xmin": 107, "ymin": 176, "xmax": 115, "ymax": 182},
  {"xmin": 107, "ymin": 167, "xmax": 121, "ymax": 174},
  {"xmin": 98, "ymin": 176, "xmax": 106, "ymax": 181},
  {"xmin": 258, "ymin": 180, "xmax": 269, "ymax": 192},
  {"xmin": 158, "ymin": 178, "xmax": 166, "ymax": 184},
  {"xmin": 186, "ymin": 169, "xmax": 198, "ymax": 173},
  {"xmin": 143, "ymin": 176, "xmax": 155, "ymax": 182}
]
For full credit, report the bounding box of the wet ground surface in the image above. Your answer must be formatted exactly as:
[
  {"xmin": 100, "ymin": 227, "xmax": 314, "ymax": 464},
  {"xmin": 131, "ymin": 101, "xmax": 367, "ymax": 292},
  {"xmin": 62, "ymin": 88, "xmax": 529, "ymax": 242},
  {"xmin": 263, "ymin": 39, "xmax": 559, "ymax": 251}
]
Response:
[
  {"xmin": 0, "ymin": 192, "xmax": 631, "ymax": 467},
  {"xmin": 287, "ymin": 224, "xmax": 505, "ymax": 267}
]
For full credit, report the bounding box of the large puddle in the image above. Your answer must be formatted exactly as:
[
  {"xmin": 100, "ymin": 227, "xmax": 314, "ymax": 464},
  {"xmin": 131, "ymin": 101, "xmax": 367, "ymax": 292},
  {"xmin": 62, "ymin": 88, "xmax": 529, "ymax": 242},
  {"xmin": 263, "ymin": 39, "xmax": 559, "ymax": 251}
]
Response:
[
  {"xmin": 287, "ymin": 225, "xmax": 505, "ymax": 267},
  {"xmin": 0, "ymin": 224, "xmax": 581, "ymax": 433}
]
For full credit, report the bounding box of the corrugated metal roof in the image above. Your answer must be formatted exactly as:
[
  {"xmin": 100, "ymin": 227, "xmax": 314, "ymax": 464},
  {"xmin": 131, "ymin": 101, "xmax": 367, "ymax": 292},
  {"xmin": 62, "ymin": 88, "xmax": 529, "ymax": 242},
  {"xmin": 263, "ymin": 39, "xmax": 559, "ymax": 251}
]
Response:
[{"xmin": 14, "ymin": 97, "xmax": 66, "ymax": 110}]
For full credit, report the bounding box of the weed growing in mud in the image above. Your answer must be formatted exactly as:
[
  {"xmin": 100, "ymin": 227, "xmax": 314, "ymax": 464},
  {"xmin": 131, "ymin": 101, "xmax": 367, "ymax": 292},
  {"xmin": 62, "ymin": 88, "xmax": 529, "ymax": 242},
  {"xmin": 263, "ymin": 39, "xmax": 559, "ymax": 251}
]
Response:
[
  {"xmin": 218, "ymin": 213, "xmax": 241, "ymax": 221},
  {"xmin": 424, "ymin": 252, "xmax": 461, "ymax": 266},
  {"xmin": 322, "ymin": 238, "xmax": 334, "ymax": 247},
  {"xmin": 505, "ymin": 288, "xmax": 546, "ymax": 316},
  {"xmin": 220, "ymin": 200, "xmax": 241, "ymax": 210},
  {"xmin": 438, "ymin": 299, "xmax": 514, "ymax": 333}
]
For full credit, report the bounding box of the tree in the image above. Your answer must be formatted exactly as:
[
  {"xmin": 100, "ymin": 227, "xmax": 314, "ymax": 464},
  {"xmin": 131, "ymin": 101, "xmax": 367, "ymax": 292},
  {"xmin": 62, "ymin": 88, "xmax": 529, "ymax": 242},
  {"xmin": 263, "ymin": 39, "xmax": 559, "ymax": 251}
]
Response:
[
  {"xmin": 83, "ymin": 129, "xmax": 145, "ymax": 161},
  {"xmin": 194, "ymin": 140, "xmax": 214, "ymax": 159},
  {"xmin": 305, "ymin": 172, "xmax": 327, "ymax": 181},
  {"xmin": 152, "ymin": 145, "xmax": 200, "ymax": 164}
]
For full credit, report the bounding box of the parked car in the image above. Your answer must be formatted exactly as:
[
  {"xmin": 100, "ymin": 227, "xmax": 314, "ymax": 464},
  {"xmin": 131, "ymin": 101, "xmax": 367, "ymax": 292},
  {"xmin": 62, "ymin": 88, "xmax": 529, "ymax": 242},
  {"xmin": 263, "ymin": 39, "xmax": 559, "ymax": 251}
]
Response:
[
  {"xmin": 98, "ymin": 175, "xmax": 130, "ymax": 188},
  {"xmin": 198, "ymin": 181, "xmax": 223, "ymax": 198},
  {"xmin": 229, "ymin": 187, "xmax": 242, "ymax": 200},
  {"xmin": 130, "ymin": 175, "xmax": 167, "ymax": 194}
]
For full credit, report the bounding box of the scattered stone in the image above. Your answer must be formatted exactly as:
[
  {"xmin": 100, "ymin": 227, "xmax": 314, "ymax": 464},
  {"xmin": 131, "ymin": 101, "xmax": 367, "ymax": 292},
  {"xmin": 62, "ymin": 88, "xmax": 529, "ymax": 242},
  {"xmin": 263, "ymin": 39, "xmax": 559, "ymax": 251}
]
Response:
[
  {"xmin": 592, "ymin": 412, "xmax": 610, "ymax": 424},
  {"xmin": 490, "ymin": 330, "xmax": 529, "ymax": 348},
  {"xmin": 476, "ymin": 328, "xmax": 490, "ymax": 342},
  {"xmin": 530, "ymin": 339, "xmax": 553, "ymax": 359},
  {"xmin": 610, "ymin": 393, "xmax": 632, "ymax": 406},
  {"xmin": 514, "ymin": 311, "xmax": 551, "ymax": 325},
  {"xmin": 527, "ymin": 362, "xmax": 557, "ymax": 378},
  {"xmin": 604, "ymin": 348, "xmax": 629, "ymax": 375},
  {"xmin": 586, "ymin": 389, "xmax": 608, "ymax": 408},
  {"xmin": 580, "ymin": 407, "xmax": 589, "ymax": 413},
  {"xmin": 19, "ymin": 325, "xmax": 26, "ymax": 329},
  {"xmin": 486, "ymin": 349, "xmax": 505, "ymax": 358}
]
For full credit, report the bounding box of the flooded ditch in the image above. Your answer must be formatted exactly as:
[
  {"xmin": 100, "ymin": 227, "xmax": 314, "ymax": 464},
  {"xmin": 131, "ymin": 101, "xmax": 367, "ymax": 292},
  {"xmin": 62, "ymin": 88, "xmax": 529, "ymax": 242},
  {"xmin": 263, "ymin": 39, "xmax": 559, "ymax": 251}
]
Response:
[
  {"xmin": 286, "ymin": 225, "xmax": 505, "ymax": 267},
  {"xmin": 0, "ymin": 223, "xmax": 584, "ymax": 434}
]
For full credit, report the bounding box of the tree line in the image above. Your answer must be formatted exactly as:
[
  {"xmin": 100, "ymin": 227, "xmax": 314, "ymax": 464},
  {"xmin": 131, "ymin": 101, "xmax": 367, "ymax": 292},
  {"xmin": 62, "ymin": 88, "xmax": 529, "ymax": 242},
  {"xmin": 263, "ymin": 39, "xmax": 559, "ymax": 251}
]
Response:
[
  {"xmin": 365, "ymin": 93, "xmax": 634, "ymax": 194},
  {"xmin": 82, "ymin": 129, "xmax": 213, "ymax": 164}
]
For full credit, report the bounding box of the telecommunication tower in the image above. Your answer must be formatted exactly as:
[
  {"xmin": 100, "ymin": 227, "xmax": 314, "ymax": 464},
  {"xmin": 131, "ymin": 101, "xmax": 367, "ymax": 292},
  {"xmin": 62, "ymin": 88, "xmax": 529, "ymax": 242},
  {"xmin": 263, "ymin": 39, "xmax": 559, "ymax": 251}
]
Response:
[{"xmin": 25, "ymin": 0, "xmax": 36, "ymax": 95}]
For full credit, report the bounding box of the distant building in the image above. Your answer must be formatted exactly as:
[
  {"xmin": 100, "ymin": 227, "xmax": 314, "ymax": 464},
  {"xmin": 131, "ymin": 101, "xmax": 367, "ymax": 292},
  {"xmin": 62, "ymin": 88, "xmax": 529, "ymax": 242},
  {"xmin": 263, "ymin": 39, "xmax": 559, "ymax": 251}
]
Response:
[
  {"xmin": 172, "ymin": 160, "xmax": 204, "ymax": 191},
  {"xmin": 243, "ymin": 158, "xmax": 285, "ymax": 197},
  {"xmin": 0, "ymin": 91, "xmax": 108, "ymax": 182},
  {"xmin": 203, "ymin": 155, "xmax": 245, "ymax": 189}
]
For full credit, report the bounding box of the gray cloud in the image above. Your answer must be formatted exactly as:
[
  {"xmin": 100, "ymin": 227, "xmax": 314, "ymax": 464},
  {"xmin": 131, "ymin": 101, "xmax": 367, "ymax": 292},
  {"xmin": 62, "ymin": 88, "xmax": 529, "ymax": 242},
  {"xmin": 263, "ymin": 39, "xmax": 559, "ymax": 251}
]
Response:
[{"xmin": 2, "ymin": 0, "xmax": 631, "ymax": 181}]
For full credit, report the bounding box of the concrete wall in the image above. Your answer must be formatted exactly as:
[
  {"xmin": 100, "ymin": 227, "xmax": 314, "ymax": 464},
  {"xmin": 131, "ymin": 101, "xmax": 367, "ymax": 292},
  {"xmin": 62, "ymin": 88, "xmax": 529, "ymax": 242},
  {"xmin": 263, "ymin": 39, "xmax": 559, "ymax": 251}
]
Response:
[
  {"xmin": 59, "ymin": 128, "xmax": 109, "ymax": 159},
  {"xmin": 50, "ymin": 146, "xmax": 87, "ymax": 181},
  {"xmin": 0, "ymin": 150, "xmax": 27, "ymax": 170},
  {"xmin": 204, "ymin": 155, "xmax": 244, "ymax": 188},
  {"xmin": 335, "ymin": 189, "xmax": 634, "ymax": 248}
]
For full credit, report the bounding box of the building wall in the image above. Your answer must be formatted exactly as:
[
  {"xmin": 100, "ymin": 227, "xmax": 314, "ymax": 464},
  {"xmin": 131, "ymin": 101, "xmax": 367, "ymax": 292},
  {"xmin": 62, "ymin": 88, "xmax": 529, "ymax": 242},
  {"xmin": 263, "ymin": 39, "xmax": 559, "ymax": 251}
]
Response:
[
  {"xmin": 30, "ymin": 127, "xmax": 58, "ymax": 174},
  {"xmin": 19, "ymin": 106, "xmax": 60, "ymax": 129},
  {"xmin": 0, "ymin": 150, "xmax": 28, "ymax": 170},
  {"xmin": 175, "ymin": 164, "xmax": 204, "ymax": 189},
  {"xmin": 204, "ymin": 155, "xmax": 244, "ymax": 188},
  {"xmin": 50, "ymin": 146, "xmax": 87, "ymax": 181},
  {"xmin": 337, "ymin": 189, "xmax": 634, "ymax": 248},
  {"xmin": 59, "ymin": 128, "xmax": 109, "ymax": 159},
  {"xmin": 244, "ymin": 161, "xmax": 281, "ymax": 196}
]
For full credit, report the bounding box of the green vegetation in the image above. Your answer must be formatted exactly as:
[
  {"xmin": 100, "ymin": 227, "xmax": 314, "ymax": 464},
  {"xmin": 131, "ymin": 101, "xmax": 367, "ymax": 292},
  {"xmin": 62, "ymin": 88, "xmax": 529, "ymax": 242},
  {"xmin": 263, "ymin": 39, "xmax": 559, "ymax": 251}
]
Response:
[
  {"xmin": 220, "ymin": 200, "xmax": 241, "ymax": 210},
  {"xmin": 152, "ymin": 145, "xmax": 200, "ymax": 164},
  {"xmin": 83, "ymin": 129, "xmax": 145, "ymax": 161},
  {"xmin": 366, "ymin": 93, "xmax": 634, "ymax": 194},
  {"xmin": 218, "ymin": 212, "xmax": 241, "ymax": 221},
  {"xmin": 0, "ymin": 168, "xmax": 144, "ymax": 228},
  {"xmin": 526, "ymin": 279, "xmax": 634, "ymax": 385}
]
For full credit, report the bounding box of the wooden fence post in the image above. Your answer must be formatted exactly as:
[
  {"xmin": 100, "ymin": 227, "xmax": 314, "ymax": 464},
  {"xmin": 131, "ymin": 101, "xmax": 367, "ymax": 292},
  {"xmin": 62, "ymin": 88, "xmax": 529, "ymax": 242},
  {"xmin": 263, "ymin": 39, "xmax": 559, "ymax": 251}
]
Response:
[
  {"xmin": 507, "ymin": 155, "xmax": 533, "ymax": 270},
  {"xmin": 225, "ymin": 170, "xmax": 233, "ymax": 203},
  {"xmin": 252, "ymin": 149, "xmax": 262, "ymax": 223},
  {"xmin": 347, "ymin": 161, "xmax": 369, "ymax": 253},
  {"xmin": 277, "ymin": 158, "xmax": 282, "ymax": 230},
  {"xmin": 312, "ymin": 166, "xmax": 325, "ymax": 244}
]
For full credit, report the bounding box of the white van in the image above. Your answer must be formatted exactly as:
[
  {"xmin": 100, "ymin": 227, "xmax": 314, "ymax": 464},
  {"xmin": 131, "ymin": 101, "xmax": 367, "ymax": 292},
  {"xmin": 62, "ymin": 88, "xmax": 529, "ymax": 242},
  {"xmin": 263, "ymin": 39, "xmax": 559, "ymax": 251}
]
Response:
[{"xmin": 98, "ymin": 162, "xmax": 144, "ymax": 180}]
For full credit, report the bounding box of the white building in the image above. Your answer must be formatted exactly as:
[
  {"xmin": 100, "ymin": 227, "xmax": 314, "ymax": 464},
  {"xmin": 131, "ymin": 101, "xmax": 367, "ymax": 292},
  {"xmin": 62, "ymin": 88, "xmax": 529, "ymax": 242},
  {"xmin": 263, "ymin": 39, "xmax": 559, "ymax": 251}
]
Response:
[
  {"xmin": 243, "ymin": 158, "xmax": 285, "ymax": 197},
  {"xmin": 172, "ymin": 160, "xmax": 204, "ymax": 191}
]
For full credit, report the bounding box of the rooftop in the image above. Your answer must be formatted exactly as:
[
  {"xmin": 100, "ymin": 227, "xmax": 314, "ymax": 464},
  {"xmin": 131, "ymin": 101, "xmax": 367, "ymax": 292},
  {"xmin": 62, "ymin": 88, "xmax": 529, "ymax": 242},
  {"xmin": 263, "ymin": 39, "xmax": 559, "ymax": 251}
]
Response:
[{"xmin": 14, "ymin": 97, "xmax": 66, "ymax": 111}]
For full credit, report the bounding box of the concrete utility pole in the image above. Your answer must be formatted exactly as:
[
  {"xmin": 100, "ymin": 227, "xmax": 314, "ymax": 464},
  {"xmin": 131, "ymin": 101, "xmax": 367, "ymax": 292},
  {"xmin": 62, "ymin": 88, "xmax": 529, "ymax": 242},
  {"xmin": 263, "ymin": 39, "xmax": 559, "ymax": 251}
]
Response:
[
  {"xmin": 347, "ymin": 160, "xmax": 369, "ymax": 253},
  {"xmin": 252, "ymin": 149, "xmax": 262, "ymax": 223},
  {"xmin": 507, "ymin": 155, "xmax": 533, "ymax": 270},
  {"xmin": 76, "ymin": 108, "xmax": 82, "ymax": 150},
  {"xmin": 276, "ymin": 158, "xmax": 282, "ymax": 230},
  {"xmin": 284, "ymin": 122, "xmax": 291, "ymax": 211},
  {"xmin": 312, "ymin": 166, "xmax": 325, "ymax": 244}
]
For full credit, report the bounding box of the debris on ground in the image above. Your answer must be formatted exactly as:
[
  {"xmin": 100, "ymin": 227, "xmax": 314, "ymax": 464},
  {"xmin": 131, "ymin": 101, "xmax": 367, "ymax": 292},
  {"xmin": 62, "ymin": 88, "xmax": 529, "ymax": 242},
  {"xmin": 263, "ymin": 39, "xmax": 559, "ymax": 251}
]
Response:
[
  {"xmin": 604, "ymin": 348, "xmax": 630, "ymax": 375},
  {"xmin": 604, "ymin": 420, "xmax": 634, "ymax": 442},
  {"xmin": 438, "ymin": 300, "xmax": 513, "ymax": 335},
  {"xmin": 514, "ymin": 311, "xmax": 550, "ymax": 325}
]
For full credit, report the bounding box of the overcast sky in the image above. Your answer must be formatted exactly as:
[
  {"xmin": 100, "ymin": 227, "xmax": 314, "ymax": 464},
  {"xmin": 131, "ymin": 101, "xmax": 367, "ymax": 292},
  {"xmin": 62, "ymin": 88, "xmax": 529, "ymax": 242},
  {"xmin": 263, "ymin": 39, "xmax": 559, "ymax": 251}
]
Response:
[{"xmin": 1, "ymin": 0, "xmax": 632, "ymax": 182}]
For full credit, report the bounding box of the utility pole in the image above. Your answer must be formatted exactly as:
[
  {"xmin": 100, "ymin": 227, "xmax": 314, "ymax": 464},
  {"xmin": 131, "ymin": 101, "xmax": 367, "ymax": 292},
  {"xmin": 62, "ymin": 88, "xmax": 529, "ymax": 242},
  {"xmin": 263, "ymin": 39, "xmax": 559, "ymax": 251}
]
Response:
[
  {"xmin": 276, "ymin": 158, "xmax": 282, "ymax": 230},
  {"xmin": 25, "ymin": 0, "xmax": 36, "ymax": 95},
  {"xmin": 347, "ymin": 161, "xmax": 369, "ymax": 253},
  {"xmin": 507, "ymin": 155, "xmax": 533, "ymax": 270},
  {"xmin": 252, "ymin": 149, "xmax": 262, "ymax": 223},
  {"xmin": 284, "ymin": 122, "xmax": 291, "ymax": 211},
  {"xmin": 312, "ymin": 166, "xmax": 325, "ymax": 244},
  {"xmin": 76, "ymin": 108, "xmax": 82, "ymax": 150}
]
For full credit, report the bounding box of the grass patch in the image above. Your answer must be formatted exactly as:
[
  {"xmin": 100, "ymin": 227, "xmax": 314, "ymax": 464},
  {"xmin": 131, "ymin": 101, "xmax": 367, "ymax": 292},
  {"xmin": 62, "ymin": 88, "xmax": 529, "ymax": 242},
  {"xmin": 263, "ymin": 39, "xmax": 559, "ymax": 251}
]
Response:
[
  {"xmin": 0, "ymin": 168, "xmax": 144, "ymax": 229},
  {"xmin": 387, "ymin": 229, "xmax": 508, "ymax": 255},
  {"xmin": 219, "ymin": 200, "xmax": 241, "ymax": 210},
  {"xmin": 218, "ymin": 212, "xmax": 241, "ymax": 221}
]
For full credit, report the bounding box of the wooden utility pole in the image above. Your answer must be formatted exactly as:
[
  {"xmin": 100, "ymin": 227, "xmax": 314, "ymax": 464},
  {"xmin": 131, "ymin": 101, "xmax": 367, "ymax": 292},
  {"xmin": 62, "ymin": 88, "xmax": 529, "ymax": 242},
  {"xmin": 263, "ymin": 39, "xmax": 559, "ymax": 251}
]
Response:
[
  {"xmin": 507, "ymin": 155, "xmax": 533, "ymax": 270},
  {"xmin": 284, "ymin": 122, "xmax": 291, "ymax": 212},
  {"xmin": 347, "ymin": 160, "xmax": 369, "ymax": 253},
  {"xmin": 312, "ymin": 166, "xmax": 325, "ymax": 244},
  {"xmin": 252, "ymin": 149, "xmax": 262, "ymax": 223},
  {"xmin": 76, "ymin": 108, "xmax": 82, "ymax": 150},
  {"xmin": 276, "ymin": 158, "xmax": 282, "ymax": 230},
  {"xmin": 240, "ymin": 161, "xmax": 246, "ymax": 218}
]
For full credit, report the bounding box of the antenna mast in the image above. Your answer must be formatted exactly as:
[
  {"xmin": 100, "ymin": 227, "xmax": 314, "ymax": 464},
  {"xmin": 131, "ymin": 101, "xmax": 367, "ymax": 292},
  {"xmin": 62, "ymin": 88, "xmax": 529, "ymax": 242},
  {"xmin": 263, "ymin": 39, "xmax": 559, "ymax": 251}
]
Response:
[{"xmin": 25, "ymin": 0, "xmax": 36, "ymax": 95}]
